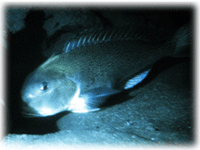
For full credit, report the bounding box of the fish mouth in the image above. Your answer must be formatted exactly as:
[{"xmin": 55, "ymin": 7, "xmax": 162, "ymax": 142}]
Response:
[
  {"xmin": 21, "ymin": 100, "xmax": 57, "ymax": 117},
  {"xmin": 21, "ymin": 101, "xmax": 43, "ymax": 118},
  {"xmin": 22, "ymin": 104, "xmax": 59, "ymax": 117}
]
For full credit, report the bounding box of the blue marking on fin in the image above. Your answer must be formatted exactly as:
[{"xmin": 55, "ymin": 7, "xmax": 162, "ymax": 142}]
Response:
[
  {"xmin": 65, "ymin": 41, "xmax": 72, "ymax": 52},
  {"xmin": 63, "ymin": 26, "xmax": 171, "ymax": 53},
  {"xmin": 124, "ymin": 70, "xmax": 150, "ymax": 90},
  {"xmin": 96, "ymin": 31, "xmax": 103, "ymax": 41},
  {"xmin": 65, "ymin": 41, "xmax": 80, "ymax": 52},
  {"xmin": 82, "ymin": 36, "xmax": 87, "ymax": 45},
  {"xmin": 65, "ymin": 42, "xmax": 70, "ymax": 52},
  {"xmin": 64, "ymin": 28, "xmax": 134, "ymax": 53},
  {"xmin": 77, "ymin": 37, "xmax": 82, "ymax": 47},
  {"xmin": 87, "ymin": 34, "xmax": 92, "ymax": 43}
]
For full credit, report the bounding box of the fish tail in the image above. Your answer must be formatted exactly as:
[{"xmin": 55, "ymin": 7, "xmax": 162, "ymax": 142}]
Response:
[{"xmin": 173, "ymin": 23, "xmax": 192, "ymax": 57}]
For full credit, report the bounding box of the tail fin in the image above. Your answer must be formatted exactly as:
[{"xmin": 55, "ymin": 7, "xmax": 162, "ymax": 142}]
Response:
[{"xmin": 173, "ymin": 23, "xmax": 192, "ymax": 57}]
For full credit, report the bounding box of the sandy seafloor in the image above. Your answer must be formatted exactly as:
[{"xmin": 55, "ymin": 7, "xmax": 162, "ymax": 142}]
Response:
[
  {"xmin": 1, "ymin": 7, "xmax": 193, "ymax": 149},
  {"xmin": 2, "ymin": 58, "xmax": 193, "ymax": 149}
]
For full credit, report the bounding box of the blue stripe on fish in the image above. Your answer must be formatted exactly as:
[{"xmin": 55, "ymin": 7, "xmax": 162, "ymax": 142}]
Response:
[{"xmin": 124, "ymin": 70, "xmax": 150, "ymax": 90}]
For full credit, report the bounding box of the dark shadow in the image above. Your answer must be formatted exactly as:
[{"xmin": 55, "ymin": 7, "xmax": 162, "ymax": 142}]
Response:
[
  {"xmin": 100, "ymin": 56, "xmax": 191, "ymax": 109},
  {"xmin": 130, "ymin": 56, "xmax": 191, "ymax": 91},
  {"xmin": 6, "ymin": 9, "xmax": 48, "ymax": 135},
  {"xmin": 10, "ymin": 111, "xmax": 69, "ymax": 135}
]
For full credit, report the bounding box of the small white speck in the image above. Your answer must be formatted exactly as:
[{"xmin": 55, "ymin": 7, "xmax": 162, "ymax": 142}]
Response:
[
  {"xmin": 131, "ymin": 135, "xmax": 137, "ymax": 139},
  {"xmin": 28, "ymin": 94, "xmax": 34, "ymax": 98}
]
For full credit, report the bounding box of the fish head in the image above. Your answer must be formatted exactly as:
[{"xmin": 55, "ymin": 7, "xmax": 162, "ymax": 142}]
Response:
[{"xmin": 21, "ymin": 69, "xmax": 77, "ymax": 117}]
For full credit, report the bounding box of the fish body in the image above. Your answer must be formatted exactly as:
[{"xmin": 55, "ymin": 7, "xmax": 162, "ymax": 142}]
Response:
[{"xmin": 21, "ymin": 24, "xmax": 190, "ymax": 117}]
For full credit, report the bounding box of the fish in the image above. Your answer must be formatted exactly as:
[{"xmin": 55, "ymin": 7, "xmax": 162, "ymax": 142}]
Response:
[{"xmin": 21, "ymin": 24, "xmax": 191, "ymax": 117}]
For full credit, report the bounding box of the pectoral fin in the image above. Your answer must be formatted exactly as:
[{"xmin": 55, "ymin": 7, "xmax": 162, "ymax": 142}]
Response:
[
  {"xmin": 69, "ymin": 87, "xmax": 120, "ymax": 113},
  {"xmin": 80, "ymin": 87, "xmax": 120, "ymax": 108}
]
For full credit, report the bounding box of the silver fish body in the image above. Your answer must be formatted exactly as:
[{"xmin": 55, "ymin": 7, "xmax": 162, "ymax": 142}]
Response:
[{"xmin": 21, "ymin": 24, "xmax": 190, "ymax": 117}]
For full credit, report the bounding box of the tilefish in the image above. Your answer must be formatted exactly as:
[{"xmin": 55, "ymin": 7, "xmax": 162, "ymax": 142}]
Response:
[{"xmin": 21, "ymin": 24, "xmax": 191, "ymax": 117}]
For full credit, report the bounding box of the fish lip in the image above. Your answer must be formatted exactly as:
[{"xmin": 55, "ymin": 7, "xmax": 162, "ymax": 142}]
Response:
[
  {"xmin": 21, "ymin": 95, "xmax": 29, "ymax": 103},
  {"xmin": 21, "ymin": 101, "xmax": 41, "ymax": 117}
]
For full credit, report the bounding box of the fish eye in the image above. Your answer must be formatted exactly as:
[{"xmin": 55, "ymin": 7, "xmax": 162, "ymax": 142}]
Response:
[{"xmin": 40, "ymin": 82, "xmax": 48, "ymax": 91}]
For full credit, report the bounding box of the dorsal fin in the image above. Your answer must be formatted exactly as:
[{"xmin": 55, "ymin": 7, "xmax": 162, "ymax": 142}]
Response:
[{"xmin": 63, "ymin": 26, "xmax": 174, "ymax": 53}]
